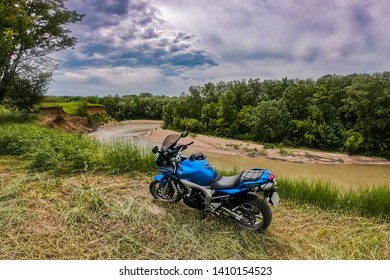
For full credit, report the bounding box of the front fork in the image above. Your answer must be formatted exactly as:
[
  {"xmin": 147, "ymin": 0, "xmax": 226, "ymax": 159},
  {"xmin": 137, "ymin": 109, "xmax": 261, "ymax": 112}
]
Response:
[{"xmin": 154, "ymin": 174, "xmax": 184, "ymax": 196}]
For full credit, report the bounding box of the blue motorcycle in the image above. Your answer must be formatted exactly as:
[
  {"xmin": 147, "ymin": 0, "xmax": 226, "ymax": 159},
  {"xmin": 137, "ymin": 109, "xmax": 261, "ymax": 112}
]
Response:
[{"xmin": 150, "ymin": 131, "xmax": 279, "ymax": 232}]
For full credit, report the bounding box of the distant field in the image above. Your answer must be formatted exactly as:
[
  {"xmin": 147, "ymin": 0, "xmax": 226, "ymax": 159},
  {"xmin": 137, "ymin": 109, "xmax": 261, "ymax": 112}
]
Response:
[{"xmin": 40, "ymin": 101, "xmax": 105, "ymax": 115}]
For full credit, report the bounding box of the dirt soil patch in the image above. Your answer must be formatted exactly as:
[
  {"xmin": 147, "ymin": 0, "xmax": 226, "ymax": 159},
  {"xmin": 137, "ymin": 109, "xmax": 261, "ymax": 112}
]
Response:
[{"xmin": 42, "ymin": 115, "xmax": 93, "ymax": 133}]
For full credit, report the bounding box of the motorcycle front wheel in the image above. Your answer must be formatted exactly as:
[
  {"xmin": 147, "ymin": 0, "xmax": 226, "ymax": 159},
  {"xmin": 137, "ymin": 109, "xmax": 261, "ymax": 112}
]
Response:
[
  {"xmin": 149, "ymin": 180, "xmax": 182, "ymax": 203},
  {"xmin": 229, "ymin": 195, "xmax": 272, "ymax": 232}
]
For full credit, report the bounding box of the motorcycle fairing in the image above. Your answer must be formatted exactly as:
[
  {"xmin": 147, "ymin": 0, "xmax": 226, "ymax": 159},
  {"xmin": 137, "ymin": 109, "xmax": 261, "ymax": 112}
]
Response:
[{"xmin": 179, "ymin": 158, "xmax": 217, "ymax": 186}]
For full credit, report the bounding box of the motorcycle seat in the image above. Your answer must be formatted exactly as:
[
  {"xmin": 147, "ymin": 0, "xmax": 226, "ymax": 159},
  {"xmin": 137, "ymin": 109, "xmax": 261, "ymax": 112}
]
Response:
[{"xmin": 211, "ymin": 174, "xmax": 241, "ymax": 189}]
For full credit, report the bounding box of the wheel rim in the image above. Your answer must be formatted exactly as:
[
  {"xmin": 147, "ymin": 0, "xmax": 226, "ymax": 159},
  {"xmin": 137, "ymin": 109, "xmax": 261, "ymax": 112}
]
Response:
[
  {"xmin": 232, "ymin": 203, "xmax": 264, "ymax": 228},
  {"xmin": 157, "ymin": 185, "xmax": 174, "ymax": 199},
  {"xmin": 154, "ymin": 181, "xmax": 178, "ymax": 200}
]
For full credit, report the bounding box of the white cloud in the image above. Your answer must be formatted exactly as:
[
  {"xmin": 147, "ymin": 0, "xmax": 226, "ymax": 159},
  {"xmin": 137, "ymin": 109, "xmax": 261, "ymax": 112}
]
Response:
[
  {"xmin": 49, "ymin": 0, "xmax": 390, "ymax": 96},
  {"xmin": 50, "ymin": 65, "xmax": 192, "ymax": 96}
]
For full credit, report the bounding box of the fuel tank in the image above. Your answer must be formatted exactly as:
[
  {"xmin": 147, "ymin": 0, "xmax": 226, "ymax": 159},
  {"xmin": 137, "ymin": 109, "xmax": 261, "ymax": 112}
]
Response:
[{"xmin": 179, "ymin": 158, "xmax": 217, "ymax": 186}]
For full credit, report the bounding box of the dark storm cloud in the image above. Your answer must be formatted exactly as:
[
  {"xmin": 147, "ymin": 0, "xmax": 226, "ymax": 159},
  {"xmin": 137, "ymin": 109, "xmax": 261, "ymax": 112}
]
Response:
[
  {"xmin": 351, "ymin": 4, "xmax": 373, "ymax": 30},
  {"xmin": 52, "ymin": 0, "xmax": 390, "ymax": 97},
  {"xmin": 64, "ymin": 0, "xmax": 218, "ymax": 74}
]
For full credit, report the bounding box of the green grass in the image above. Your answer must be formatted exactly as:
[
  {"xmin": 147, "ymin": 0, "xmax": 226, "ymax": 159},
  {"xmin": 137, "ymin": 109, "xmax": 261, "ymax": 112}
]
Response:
[
  {"xmin": 0, "ymin": 106, "xmax": 39, "ymax": 123},
  {"xmin": 278, "ymin": 177, "xmax": 390, "ymax": 220},
  {"xmin": 40, "ymin": 101, "xmax": 104, "ymax": 116},
  {"xmin": 41, "ymin": 101, "xmax": 80, "ymax": 115},
  {"xmin": 101, "ymin": 140, "xmax": 156, "ymax": 174},
  {"xmin": 0, "ymin": 123, "xmax": 155, "ymax": 174}
]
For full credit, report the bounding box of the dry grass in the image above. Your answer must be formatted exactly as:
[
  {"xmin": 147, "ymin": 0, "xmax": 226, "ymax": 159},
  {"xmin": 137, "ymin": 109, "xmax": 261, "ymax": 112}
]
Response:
[{"xmin": 0, "ymin": 156, "xmax": 389, "ymax": 260}]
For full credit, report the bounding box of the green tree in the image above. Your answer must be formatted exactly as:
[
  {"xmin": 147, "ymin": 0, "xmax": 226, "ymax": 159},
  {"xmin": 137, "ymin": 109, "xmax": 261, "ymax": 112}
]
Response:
[
  {"xmin": 282, "ymin": 79, "xmax": 315, "ymax": 120},
  {"xmin": 0, "ymin": 0, "xmax": 83, "ymax": 103},
  {"xmin": 4, "ymin": 73, "xmax": 49, "ymax": 118},
  {"xmin": 251, "ymin": 99, "xmax": 291, "ymax": 142},
  {"xmin": 343, "ymin": 73, "xmax": 390, "ymax": 153},
  {"xmin": 231, "ymin": 106, "xmax": 253, "ymax": 138},
  {"xmin": 201, "ymin": 102, "xmax": 218, "ymax": 130},
  {"xmin": 162, "ymin": 98, "xmax": 188, "ymax": 129}
]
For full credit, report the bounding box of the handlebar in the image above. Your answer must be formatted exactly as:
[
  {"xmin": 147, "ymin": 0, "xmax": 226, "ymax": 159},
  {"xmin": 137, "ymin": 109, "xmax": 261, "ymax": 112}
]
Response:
[
  {"xmin": 157, "ymin": 140, "xmax": 195, "ymax": 173},
  {"xmin": 171, "ymin": 141, "xmax": 194, "ymax": 173},
  {"xmin": 180, "ymin": 141, "xmax": 194, "ymax": 150}
]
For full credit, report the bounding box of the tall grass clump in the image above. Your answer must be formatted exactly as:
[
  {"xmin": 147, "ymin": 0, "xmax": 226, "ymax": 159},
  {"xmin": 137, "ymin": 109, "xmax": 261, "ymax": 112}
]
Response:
[
  {"xmin": 278, "ymin": 178, "xmax": 340, "ymax": 209},
  {"xmin": 0, "ymin": 123, "xmax": 156, "ymax": 174},
  {"xmin": 341, "ymin": 186, "xmax": 390, "ymax": 220},
  {"xmin": 279, "ymin": 177, "xmax": 390, "ymax": 220},
  {"xmin": 101, "ymin": 140, "xmax": 156, "ymax": 174},
  {"xmin": 0, "ymin": 123, "xmax": 99, "ymax": 173}
]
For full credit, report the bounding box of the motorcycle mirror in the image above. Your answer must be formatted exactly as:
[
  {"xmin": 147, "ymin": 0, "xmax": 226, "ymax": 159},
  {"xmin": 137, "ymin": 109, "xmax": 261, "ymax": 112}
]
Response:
[
  {"xmin": 181, "ymin": 130, "xmax": 189, "ymax": 138},
  {"xmin": 152, "ymin": 146, "xmax": 159, "ymax": 154}
]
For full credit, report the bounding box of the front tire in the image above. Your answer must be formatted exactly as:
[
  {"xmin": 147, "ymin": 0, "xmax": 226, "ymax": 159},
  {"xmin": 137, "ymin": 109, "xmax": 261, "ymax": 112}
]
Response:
[
  {"xmin": 229, "ymin": 194, "xmax": 272, "ymax": 232},
  {"xmin": 149, "ymin": 180, "xmax": 182, "ymax": 203}
]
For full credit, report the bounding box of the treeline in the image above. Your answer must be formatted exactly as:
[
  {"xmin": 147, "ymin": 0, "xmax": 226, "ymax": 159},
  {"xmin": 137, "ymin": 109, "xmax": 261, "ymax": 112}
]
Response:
[
  {"xmin": 162, "ymin": 72, "xmax": 390, "ymax": 158},
  {"xmin": 43, "ymin": 93, "xmax": 168, "ymax": 120}
]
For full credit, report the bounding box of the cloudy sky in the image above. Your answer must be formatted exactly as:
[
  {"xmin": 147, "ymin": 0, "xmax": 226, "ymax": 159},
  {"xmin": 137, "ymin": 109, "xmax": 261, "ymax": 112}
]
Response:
[{"xmin": 50, "ymin": 0, "xmax": 390, "ymax": 96}]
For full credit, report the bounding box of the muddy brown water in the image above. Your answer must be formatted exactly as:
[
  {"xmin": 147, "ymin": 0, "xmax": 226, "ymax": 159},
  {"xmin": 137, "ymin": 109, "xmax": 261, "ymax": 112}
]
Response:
[
  {"xmin": 205, "ymin": 153, "xmax": 390, "ymax": 189},
  {"xmin": 90, "ymin": 121, "xmax": 390, "ymax": 189}
]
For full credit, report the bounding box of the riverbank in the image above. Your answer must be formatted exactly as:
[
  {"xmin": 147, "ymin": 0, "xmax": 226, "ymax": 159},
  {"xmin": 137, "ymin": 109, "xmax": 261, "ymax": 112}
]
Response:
[
  {"xmin": 44, "ymin": 116, "xmax": 389, "ymax": 166},
  {"xmin": 142, "ymin": 124, "xmax": 390, "ymax": 166}
]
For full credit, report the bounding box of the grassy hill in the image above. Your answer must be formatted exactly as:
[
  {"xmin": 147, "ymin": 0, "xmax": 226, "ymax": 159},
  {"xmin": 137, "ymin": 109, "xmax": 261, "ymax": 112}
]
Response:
[{"xmin": 1, "ymin": 156, "xmax": 389, "ymax": 259}]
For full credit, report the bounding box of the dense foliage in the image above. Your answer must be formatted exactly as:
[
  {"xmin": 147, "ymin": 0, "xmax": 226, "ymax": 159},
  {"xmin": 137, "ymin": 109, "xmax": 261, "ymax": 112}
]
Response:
[
  {"xmin": 0, "ymin": 0, "xmax": 83, "ymax": 103},
  {"xmin": 162, "ymin": 73, "xmax": 390, "ymax": 158}
]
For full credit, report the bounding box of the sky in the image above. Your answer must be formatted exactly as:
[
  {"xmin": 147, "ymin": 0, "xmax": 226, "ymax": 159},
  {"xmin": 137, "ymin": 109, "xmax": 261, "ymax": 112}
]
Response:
[{"xmin": 49, "ymin": 0, "xmax": 390, "ymax": 96}]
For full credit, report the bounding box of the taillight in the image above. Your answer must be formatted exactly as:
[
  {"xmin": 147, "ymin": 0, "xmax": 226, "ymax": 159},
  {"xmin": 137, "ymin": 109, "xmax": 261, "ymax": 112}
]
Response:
[{"xmin": 268, "ymin": 173, "xmax": 275, "ymax": 181}]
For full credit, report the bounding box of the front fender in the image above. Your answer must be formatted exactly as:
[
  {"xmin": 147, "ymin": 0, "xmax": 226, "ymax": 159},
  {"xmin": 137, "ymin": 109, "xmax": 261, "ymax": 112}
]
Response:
[
  {"xmin": 154, "ymin": 174, "xmax": 168, "ymax": 188},
  {"xmin": 154, "ymin": 174, "xmax": 165, "ymax": 181}
]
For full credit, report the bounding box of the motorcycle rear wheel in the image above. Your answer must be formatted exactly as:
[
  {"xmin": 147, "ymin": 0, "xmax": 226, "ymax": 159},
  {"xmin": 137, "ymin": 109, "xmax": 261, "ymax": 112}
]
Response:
[
  {"xmin": 149, "ymin": 180, "xmax": 182, "ymax": 203},
  {"xmin": 229, "ymin": 195, "xmax": 272, "ymax": 232}
]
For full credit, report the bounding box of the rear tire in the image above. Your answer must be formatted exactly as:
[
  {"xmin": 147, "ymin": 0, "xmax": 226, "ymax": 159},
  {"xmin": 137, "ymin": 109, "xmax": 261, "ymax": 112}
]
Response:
[
  {"xmin": 149, "ymin": 180, "xmax": 182, "ymax": 203},
  {"xmin": 228, "ymin": 194, "xmax": 272, "ymax": 232}
]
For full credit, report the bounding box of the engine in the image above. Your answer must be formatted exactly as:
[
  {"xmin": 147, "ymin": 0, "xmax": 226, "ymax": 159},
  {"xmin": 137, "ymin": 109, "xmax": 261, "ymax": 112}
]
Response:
[{"xmin": 183, "ymin": 189, "xmax": 206, "ymax": 210}]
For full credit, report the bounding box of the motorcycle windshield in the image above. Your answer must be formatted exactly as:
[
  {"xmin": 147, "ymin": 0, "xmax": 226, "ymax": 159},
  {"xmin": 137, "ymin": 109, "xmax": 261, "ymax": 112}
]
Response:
[{"xmin": 162, "ymin": 134, "xmax": 180, "ymax": 149}]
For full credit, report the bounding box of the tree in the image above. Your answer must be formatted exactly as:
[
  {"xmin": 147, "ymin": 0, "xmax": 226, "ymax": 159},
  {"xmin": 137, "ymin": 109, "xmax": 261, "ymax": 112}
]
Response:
[
  {"xmin": 343, "ymin": 73, "xmax": 390, "ymax": 153},
  {"xmin": 0, "ymin": 0, "xmax": 83, "ymax": 103},
  {"xmin": 4, "ymin": 73, "xmax": 49, "ymax": 118},
  {"xmin": 251, "ymin": 99, "xmax": 291, "ymax": 142},
  {"xmin": 282, "ymin": 79, "xmax": 315, "ymax": 120}
]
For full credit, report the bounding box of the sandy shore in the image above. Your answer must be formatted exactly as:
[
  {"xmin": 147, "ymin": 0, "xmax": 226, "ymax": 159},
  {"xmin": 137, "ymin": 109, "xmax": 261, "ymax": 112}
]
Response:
[{"xmin": 143, "ymin": 124, "xmax": 390, "ymax": 166}]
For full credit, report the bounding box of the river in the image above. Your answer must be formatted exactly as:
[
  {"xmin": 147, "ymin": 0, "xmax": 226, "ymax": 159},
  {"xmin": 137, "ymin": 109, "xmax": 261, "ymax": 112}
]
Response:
[{"xmin": 89, "ymin": 120, "xmax": 390, "ymax": 189}]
